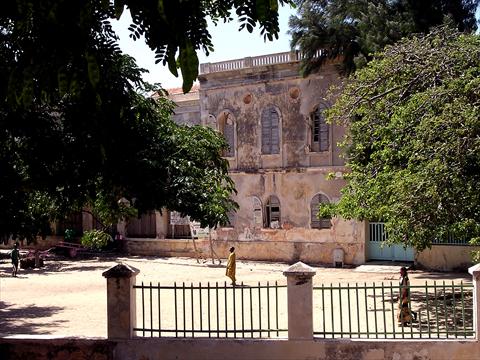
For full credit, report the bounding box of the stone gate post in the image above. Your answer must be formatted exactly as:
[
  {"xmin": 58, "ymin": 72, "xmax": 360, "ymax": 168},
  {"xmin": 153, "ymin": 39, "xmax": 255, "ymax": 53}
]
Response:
[
  {"xmin": 283, "ymin": 261, "xmax": 316, "ymax": 340},
  {"xmin": 102, "ymin": 263, "xmax": 139, "ymax": 339},
  {"xmin": 468, "ymin": 263, "xmax": 480, "ymax": 340}
]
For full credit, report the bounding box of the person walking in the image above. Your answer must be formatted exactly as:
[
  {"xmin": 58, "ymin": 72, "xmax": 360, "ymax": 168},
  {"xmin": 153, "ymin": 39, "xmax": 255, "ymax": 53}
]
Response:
[
  {"xmin": 10, "ymin": 242, "xmax": 20, "ymax": 277},
  {"xmin": 397, "ymin": 267, "xmax": 417, "ymax": 326},
  {"xmin": 226, "ymin": 246, "xmax": 236, "ymax": 286}
]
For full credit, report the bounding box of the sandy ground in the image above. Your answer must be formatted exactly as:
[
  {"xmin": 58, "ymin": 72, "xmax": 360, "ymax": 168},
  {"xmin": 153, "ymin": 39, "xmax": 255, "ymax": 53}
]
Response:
[{"xmin": 0, "ymin": 253, "xmax": 472, "ymax": 338}]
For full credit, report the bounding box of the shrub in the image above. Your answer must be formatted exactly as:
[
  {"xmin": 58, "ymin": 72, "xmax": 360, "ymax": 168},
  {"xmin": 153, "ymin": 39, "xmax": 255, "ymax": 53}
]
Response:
[{"xmin": 80, "ymin": 230, "xmax": 112, "ymax": 250}]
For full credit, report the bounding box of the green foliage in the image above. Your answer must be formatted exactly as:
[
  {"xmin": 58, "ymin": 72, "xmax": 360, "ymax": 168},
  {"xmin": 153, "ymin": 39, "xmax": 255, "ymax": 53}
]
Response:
[
  {"xmin": 289, "ymin": 0, "xmax": 479, "ymax": 75},
  {"xmin": 1, "ymin": 0, "xmax": 277, "ymax": 241},
  {"xmin": 81, "ymin": 230, "xmax": 113, "ymax": 250},
  {"xmin": 325, "ymin": 27, "xmax": 480, "ymax": 251},
  {"xmin": 64, "ymin": 229, "xmax": 76, "ymax": 242}
]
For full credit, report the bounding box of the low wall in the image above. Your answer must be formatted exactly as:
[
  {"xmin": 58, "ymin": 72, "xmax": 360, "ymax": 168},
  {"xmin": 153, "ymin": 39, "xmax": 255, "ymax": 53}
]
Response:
[
  {"xmin": 0, "ymin": 235, "xmax": 62, "ymax": 251},
  {"xmin": 417, "ymin": 245, "xmax": 480, "ymax": 271},
  {"xmin": 122, "ymin": 238, "xmax": 365, "ymax": 265},
  {"xmin": 0, "ymin": 338, "xmax": 112, "ymax": 360},
  {"xmin": 2, "ymin": 337, "xmax": 479, "ymax": 360},
  {"xmin": 122, "ymin": 238, "xmax": 210, "ymax": 258}
]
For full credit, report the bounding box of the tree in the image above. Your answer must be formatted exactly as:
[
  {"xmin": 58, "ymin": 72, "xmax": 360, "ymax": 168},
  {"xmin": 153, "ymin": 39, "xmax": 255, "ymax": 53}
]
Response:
[
  {"xmin": 288, "ymin": 0, "xmax": 479, "ymax": 75},
  {"xmin": 322, "ymin": 27, "xmax": 480, "ymax": 251},
  {"xmin": 0, "ymin": 0, "xmax": 293, "ymax": 242}
]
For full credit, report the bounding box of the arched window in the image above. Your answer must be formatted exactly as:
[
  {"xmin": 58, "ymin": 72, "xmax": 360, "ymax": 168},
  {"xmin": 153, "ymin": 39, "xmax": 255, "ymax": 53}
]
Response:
[
  {"xmin": 311, "ymin": 104, "xmax": 329, "ymax": 152},
  {"xmin": 310, "ymin": 194, "xmax": 331, "ymax": 229},
  {"xmin": 261, "ymin": 107, "xmax": 280, "ymax": 154},
  {"xmin": 265, "ymin": 195, "xmax": 281, "ymax": 228},
  {"xmin": 218, "ymin": 111, "xmax": 235, "ymax": 157},
  {"xmin": 252, "ymin": 196, "xmax": 263, "ymax": 228}
]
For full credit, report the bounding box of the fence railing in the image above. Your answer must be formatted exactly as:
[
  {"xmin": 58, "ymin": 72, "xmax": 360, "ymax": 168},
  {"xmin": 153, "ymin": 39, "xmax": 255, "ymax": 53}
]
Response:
[
  {"xmin": 370, "ymin": 222, "xmax": 472, "ymax": 246},
  {"xmin": 313, "ymin": 281, "xmax": 474, "ymax": 339},
  {"xmin": 133, "ymin": 281, "xmax": 288, "ymax": 338},
  {"xmin": 432, "ymin": 234, "xmax": 471, "ymax": 246},
  {"xmin": 369, "ymin": 222, "xmax": 388, "ymax": 242}
]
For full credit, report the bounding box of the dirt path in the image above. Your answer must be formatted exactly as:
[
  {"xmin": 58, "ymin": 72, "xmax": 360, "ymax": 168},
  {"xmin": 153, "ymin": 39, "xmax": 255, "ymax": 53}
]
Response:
[{"xmin": 0, "ymin": 255, "xmax": 472, "ymax": 338}]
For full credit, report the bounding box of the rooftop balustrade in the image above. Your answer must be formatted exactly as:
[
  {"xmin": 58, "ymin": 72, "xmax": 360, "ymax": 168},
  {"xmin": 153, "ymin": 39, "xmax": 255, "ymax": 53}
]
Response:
[{"xmin": 199, "ymin": 49, "xmax": 330, "ymax": 74}]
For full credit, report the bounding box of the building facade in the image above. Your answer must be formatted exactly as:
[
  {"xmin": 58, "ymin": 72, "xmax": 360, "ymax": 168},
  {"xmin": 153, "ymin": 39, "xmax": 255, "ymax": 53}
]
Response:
[{"xmin": 121, "ymin": 52, "xmax": 366, "ymax": 266}]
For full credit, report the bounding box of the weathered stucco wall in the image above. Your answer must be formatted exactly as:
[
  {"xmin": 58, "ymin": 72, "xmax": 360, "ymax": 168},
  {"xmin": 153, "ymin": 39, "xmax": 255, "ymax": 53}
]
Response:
[
  {"xmin": 122, "ymin": 238, "xmax": 210, "ymax": 258},
  {"xmin": 2, "ymin": 337, "xmax": 479, "ymax": 360},
  {"xmin": 199, "ymin": 62, "xmax": 345, "ymax": 171},
  {"xmin": 417, "ymin": 245, "xmax": 480, "ymax": 271},
  {"xmin": 122, "ymin": 230, "xmax": 365, "ymax": 265}
]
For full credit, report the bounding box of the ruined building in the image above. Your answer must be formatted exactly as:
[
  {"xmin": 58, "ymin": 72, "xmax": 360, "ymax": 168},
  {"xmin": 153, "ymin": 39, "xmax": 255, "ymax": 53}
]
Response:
[{"xmin": 124, "ymin": 52, "xmax": 366, "ymax": 266}]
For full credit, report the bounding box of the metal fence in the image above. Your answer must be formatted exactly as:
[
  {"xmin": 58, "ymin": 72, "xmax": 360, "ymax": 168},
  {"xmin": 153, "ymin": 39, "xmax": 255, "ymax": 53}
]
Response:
[
  {"xmin": 371, "ymin": 222, "xmax": 472, "ymax": 246},
  {"xmin": 313, "ymin": 282, "xmax": 474, "ymax": 339},
  {"xmin": 133, "ymin": 281, "xmax": 287, "ymax": 338},
  {"xmin": 432, "ymin": 233, "xmax": 471, "ymax": 246}
]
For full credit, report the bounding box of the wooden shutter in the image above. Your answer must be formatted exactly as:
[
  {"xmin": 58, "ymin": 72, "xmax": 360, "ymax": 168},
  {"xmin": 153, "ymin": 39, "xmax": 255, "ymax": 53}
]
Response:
[
  {"xmin": 253, "ymin": 197, "xmax": 263, "ymax": 227},
  {"xmin": 311, "ymin": 106, "xmax": 329, "ymax": 152},
  {"xmin": 223, "ymin": 120, "xmax": 235, "ymax": 157},
  {"xmin": 262, "ymin": 107, "xmax": 279, "ymax": 154},
  {"xmin": 266, "ymin": 195, "xmax": 281, "ymax": 228}
]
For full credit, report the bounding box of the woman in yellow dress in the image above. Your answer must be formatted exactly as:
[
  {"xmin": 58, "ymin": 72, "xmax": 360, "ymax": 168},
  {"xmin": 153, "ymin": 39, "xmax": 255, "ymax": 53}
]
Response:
[{"xmin": 226, "ymin": 247, "xmax": 236, "ymax": 285}]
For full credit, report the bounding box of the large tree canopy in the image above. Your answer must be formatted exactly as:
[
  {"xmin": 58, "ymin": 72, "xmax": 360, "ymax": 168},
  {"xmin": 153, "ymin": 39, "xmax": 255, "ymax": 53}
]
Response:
[
  {"xmin": 323, "ymin": 27, "xmax": 480, "ymax": 251},
  {"xmin": 289, "ymin": 0, "xmax": 479, "ymax": 75},
  {"xmin": 0, "ymin": 0, "xmax": 293, "ymax": 241}
]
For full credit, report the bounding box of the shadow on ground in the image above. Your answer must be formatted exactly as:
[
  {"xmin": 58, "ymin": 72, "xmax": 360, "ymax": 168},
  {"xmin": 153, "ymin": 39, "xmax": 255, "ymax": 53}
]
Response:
[
  {"xmin": 0, "ymin": 259, "xmax": 112, "ymax": 277},
  {"xmin": 0, "ymin": 301, "xmax": 67, "ymax": 335}
]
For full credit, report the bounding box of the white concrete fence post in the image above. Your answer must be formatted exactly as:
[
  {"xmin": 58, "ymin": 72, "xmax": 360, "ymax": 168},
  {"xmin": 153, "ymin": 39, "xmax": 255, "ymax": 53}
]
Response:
[
  {"xmin": 283, "ymin": 261, "xmax": 316, "ymax": 340},
  {"xmin": 468, "ymin": 263, "xmax": 480, "ymax": 340},
  {"xmin": 102, "ymin": 263, "xmax": 139, "ymax": 339}
]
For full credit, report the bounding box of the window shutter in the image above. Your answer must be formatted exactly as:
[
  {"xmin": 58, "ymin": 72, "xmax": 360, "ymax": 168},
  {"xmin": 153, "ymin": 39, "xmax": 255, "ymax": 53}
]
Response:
[
  {"xmin": 270, "ymin": 109, "xmax": 279, "ymax": 154},
  {"xmin": 311, "ymin": 106, "xmax": 329, "ymax": 152},
  {"xmin": 262, "ymin": 109, "xmax": 272, "ymax": 154},
  {"xmin": 253, "ymin": 197, "xmax": 263, "ymax": 227},
  {"xmin": 224, "ymin": 121, "xmax": 235, "ymax": 157},
  {"xmin": 265, "ymin": 195, "xmax": 281, "ymax": 228},
  {"xmin": 310, "ymin": 195, "xmax": 321, "ymax": 229},
  {"xmin": 262, "ymin": 107, "xmax": 280, "ymax": 154}
]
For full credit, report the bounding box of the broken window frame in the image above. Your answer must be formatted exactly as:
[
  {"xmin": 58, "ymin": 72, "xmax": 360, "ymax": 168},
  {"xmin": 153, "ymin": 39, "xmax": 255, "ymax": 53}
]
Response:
[
  {"xmin": 265, "ymin": 195, "xmax": 281, "ymax": 228},
  {"xmin": 310, "ymin": 104, "xmax": 329, "ymax": 152},
  {"xmin": 219, "ymin": 110, "xmax": 235, "ymax": 157},
  {"xmin": 310, "ymin": 193, "xmax": 332, "ymax": 229}
]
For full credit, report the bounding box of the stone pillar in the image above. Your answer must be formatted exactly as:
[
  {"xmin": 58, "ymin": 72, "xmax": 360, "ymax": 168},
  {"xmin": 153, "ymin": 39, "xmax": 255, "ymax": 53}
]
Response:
[
  {"xmin": 468, "ymin": 263, "xmax": 480, "ymax": 340},
  {"xmin": 103, "ymin": 263, "xmax": 139, "ymax": 339},
  {"xmin": 283, "ymin": 261, "xmax": 316, "ymax": 340}
]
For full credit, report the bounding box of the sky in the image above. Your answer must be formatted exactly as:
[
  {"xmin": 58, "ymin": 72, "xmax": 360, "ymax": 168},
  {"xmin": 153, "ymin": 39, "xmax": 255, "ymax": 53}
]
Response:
[{"xmin": 112, "ymin": 5, "xmax": 297, "ymax": 89}]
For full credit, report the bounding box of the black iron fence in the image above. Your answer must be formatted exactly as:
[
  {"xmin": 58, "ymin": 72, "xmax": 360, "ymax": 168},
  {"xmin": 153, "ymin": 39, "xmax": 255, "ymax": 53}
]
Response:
[
  {"xmin": 133, "ymin": 281, "xmax": 288, "ymax": 338},
  {"xmin": 313, "ymin": 281, "xmax": 474, "ymax": 339}
]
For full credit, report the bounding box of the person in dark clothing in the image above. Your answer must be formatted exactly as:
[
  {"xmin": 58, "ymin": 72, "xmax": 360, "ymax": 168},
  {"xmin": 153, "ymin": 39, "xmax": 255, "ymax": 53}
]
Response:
[{"xmin": 10, "ymin": 242, "xmax": 20, "ymax": 277}]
